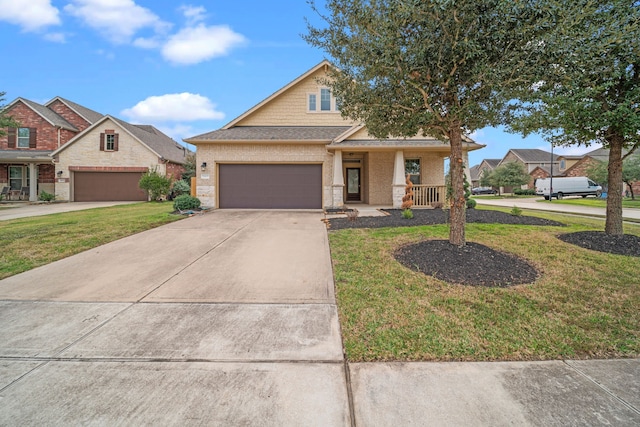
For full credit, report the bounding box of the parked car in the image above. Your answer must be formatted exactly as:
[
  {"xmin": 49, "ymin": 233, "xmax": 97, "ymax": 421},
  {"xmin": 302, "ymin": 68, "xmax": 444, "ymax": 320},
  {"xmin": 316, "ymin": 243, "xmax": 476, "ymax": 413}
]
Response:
[
  {"xmin": 535, "ymin": 176, "xmax": 602, "ymax": 200},
  {"xmin": 471, "ymin": 187, "xmax": 497, "ymax": 195}
]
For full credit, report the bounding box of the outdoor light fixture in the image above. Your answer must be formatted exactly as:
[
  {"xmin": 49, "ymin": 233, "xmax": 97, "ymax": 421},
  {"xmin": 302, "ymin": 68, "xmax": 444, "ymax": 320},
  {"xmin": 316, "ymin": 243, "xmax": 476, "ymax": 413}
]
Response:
[
  {"xmin": 201, "ymin": 162, "xmax": 207, "ymax": 171},
  {"xmin": 57, "ymin": 170, "xmax": 63, "ymax": 177}
]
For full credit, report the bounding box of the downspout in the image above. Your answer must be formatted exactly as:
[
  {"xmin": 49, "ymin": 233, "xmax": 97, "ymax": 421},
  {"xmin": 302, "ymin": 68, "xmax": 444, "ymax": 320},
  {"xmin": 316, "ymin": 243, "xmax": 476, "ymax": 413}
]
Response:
[{"xmin": 57, "ymin": 126, "xmax": 61, "ymax": 148}]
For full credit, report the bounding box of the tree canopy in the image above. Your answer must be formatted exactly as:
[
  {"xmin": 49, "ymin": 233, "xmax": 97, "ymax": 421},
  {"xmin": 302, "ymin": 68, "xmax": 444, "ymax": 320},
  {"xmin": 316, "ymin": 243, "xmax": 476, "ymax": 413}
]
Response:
[
  {"xmin": 0, "ymin": 92, "xmax": 19, "ymax": 137},
  {"xmin": 484, "ymin": 162, "xmax": 530, "ymax": 194},
  {"xmin": 504, "ymin": 0, "xmax": 640, "ymax": 234},
  {"xmin": 305, "ymin": 0, "xmax": 544, "ymax": 246}
]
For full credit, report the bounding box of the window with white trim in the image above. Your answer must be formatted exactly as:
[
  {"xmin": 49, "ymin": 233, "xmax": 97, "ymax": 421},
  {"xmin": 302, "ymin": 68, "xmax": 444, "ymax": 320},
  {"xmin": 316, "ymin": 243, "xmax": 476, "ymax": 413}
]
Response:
[
  {"xmin": 17, "ymin": 128, "xmax": 30, "ymax": 148},
  {"xmin": 308, "ymin": 88, "xmax": 340, "ymax": 112},
  {"xmin": 405, "ymin": 159, "xmax": 421, "ymax": 185},
  {"xmin": 105, "ymin": 134, "xmax": 115, "ymax": 151}
]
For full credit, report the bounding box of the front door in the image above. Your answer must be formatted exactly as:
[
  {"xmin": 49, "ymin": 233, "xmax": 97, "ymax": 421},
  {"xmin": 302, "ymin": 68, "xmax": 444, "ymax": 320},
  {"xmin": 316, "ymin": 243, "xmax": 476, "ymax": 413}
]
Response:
[{"xmin": 346, "ymin": 168, "xmax": 361, "ymax": 201}]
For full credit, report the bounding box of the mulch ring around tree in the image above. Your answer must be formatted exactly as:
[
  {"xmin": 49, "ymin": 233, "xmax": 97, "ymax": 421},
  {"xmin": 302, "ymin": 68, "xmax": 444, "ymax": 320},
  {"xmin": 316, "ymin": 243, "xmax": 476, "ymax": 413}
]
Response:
[
  {"xmin": 558, "ymin": 231, "xmax": 640, "ymax": 257},
  {"xmin": 395, "ymin": 240, "xmax": 539, "ymax": 287},
  {"xmin": 327, "ymin": 208, "xmax": 565, "ymax": 230}
]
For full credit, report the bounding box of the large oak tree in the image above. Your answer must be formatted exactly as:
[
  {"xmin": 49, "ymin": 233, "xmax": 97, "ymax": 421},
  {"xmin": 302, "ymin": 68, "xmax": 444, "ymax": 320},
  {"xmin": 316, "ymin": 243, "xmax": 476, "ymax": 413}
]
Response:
[
  {"xmin": 305, "ymin": 0, "xmax": 544, "ymax": 245},
  {"xmin": 505, "ymin": 0, "xmax": 640, "ymax": 235}
]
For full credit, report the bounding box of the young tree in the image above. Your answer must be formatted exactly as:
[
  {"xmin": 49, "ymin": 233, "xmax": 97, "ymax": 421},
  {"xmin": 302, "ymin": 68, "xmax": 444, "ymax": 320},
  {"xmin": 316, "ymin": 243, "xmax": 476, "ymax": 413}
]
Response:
[
  {"xmin": 587, "ymin": 155, "xmax": 640, "ymax": 200},
  {"xmin": 139, "ymin": 168, "xmax": 172, "ymax": 201},
  {"xmin": 0, "ymin": 92, "xmax": 19, "ymax": 136},
  {"xmin": 305, "ymin": 0, "xmax": 543, "ymax": 246},
  {"xmin": 486, "ymin": 162, "xmax": 530, "ymax": 193},
  {"xmin": 505, "ymin": 0, "xmax": 640, "ymax": 235}
]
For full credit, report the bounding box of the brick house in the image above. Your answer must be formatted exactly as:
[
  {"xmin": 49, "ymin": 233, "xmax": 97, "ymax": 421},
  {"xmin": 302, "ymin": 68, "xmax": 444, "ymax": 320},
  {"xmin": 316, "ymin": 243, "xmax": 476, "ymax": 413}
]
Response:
[
  {"xmin": 185, "ymin": 61, "xmax": 484, "ymax": 209},
  {"xmin": 564, "ymin": 147, "xmax": 640, "ymax": 196},
  {"xmin": 498, "ymin": 149, "xmax": 559, "ymax": 190},
  {"xmin": 470, "ymin": 158, "xmax": 501, "ymax": 188},
  {"xmin": 2, "ymin": 97, "xmax": 190, "ymax": 202}
]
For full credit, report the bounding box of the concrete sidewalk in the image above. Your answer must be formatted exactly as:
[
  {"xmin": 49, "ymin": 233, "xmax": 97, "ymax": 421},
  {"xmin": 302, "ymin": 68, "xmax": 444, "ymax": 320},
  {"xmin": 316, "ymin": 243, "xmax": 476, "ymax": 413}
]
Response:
[
  {"xmin": 0, "ymin": 201, "xmax": 138, "ymax": 221},
  {"xmin": 0, "ymin": 210, "xmax": 638, "ymax": 425},
  {"xmin": 475, "ymin": 196, "xmax": 640, "ymax": 221}
]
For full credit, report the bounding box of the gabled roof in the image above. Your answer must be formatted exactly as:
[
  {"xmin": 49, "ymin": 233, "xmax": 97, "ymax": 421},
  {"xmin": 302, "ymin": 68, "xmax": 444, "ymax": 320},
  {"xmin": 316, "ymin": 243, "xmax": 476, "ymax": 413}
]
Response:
[
  {"xmin": 222, "ymin": 60, "xmax": 334, "ymax": 129},
  {"xmin": 469, "ymin": 164, "xmax": 481, "ymax": 181},
  {"xmin": 186, "ymin": 126, "xmax": 352, "ymax": 143},
  {"xmin": 6, "ymin": 97, "xmax": 78, "ymax": 131},
  {"xmin": 502, "ymin": 149, "xmax": 559, "ymax": 164},
  {"xmin": 45, "ymin": 96, "xmax": 103, "ymax": 124},
  {"xmin": 52, "ymin": 115, "xmax": 191, "ymax": 165},
  {"xmin": 480, "ymin": 159, "xmax": 501, "ymax": 169}
]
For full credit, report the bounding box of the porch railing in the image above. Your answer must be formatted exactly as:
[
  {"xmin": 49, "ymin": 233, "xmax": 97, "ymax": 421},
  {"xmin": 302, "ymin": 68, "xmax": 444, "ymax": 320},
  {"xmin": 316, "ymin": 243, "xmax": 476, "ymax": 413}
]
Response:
[{"xmin": 411, "ymin": 185, "xmax": 446, "ymax": 207}]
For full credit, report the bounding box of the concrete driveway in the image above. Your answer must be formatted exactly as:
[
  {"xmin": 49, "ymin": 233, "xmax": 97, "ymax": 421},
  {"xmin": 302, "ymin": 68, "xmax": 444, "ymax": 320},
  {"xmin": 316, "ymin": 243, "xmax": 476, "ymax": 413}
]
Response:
[{"xmin": 0, "ymin": 210, "xmax": 349, "ymax": 425}]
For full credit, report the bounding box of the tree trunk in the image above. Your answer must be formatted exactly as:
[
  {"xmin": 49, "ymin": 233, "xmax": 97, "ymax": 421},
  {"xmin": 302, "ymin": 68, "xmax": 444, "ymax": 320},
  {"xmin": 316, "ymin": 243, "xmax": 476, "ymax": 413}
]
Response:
[
  {"xmin": 605, "ymin": 135, "xmax": 624, "ymax": 235},
  {"xmin": 448, "ymin": 126, "xmax": 466, "ymax": 246}
]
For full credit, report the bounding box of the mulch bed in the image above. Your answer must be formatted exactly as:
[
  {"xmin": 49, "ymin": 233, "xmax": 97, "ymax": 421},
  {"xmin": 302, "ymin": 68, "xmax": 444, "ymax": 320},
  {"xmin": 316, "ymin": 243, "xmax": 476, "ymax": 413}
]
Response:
[
  {"xmin": 395, "ymin": 240, "xmax": 539, "ymax": 287},
  {"xmin": 327, "ymin": 208, "xmax": 565, "ymax": 230},
  {"xmin": 558, "ymin": 231, "xmax": 640, "ymax": 257}
]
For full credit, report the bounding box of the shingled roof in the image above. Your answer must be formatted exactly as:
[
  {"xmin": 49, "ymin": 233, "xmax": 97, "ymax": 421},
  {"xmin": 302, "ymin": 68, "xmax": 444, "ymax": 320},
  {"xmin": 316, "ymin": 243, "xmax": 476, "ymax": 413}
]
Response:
[
  {"xmin": 10, "ymin": 98, "xmax": 78, "ymax": 131},
  {"xmin": 506, "ymin": 149, "xmax": 559, "ymax": 163},
  {"xmin": 113, "ymin": 118, "xmax": 190, "ymax": 164},
  {"xmin": 46, "ymin": 96, "xmax": 103, "ymax": 124},
  {"xmin": 186, "ymin": 126, "xmax": 353, "ymax": 142}
]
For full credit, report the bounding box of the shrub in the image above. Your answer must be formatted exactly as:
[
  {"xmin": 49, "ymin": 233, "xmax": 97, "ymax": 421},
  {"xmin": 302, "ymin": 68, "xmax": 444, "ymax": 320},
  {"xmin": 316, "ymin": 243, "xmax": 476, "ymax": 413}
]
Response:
[
  {"xmin": 510, "ymin": 205, "xmax": 523, "ymax": 216},
  {"xmin": 139, "ymin": 168, "xmax": 172, "ymax": 201},
  {"xmin": 39, "ymin": 190, "xmax": 55, "ymax": 202},
  {"xmin": 173, "ymin": 194, "xmax": 201, "ymax": 211},
  {"xmin": 402, "ymin": 208, "xmax": 414, "ymax": 219},
  {"xmin": 514, "ymin": 188, "xmax": 536, "ymax": 195},
  {"xmin": 466, "ymin": 198, "xmax": 477, "ymax": 209},
  {"xmin": 171, "ymin": 179, "xmax": 190, "ymax": 196}
]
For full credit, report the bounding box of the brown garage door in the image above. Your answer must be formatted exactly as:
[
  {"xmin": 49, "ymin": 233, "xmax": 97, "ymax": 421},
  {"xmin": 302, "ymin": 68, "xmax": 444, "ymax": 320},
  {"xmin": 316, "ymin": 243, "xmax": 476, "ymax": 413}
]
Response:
[
  {"xmin": 219, "ymin": 164, "xmax": 322, "ymax": 209},
  {"xmin": 74, "ymin": 172, "xmax": 147, "ymax": 202}
]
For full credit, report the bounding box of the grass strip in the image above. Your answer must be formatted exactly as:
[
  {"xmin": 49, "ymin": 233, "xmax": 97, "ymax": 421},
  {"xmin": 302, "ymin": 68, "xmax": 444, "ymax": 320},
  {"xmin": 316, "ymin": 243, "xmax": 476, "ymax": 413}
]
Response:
[{"xmin": 0, "ymin": 202, "xmax": 182, "ymax": 279}]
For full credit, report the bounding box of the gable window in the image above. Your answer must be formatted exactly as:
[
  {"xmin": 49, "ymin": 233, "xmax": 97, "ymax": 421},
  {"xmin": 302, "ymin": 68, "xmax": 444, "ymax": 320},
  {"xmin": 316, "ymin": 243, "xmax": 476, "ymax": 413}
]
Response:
[
  {"xmin": 17, "ymin": 128, "xmax": 30, "ymax": 148},
  {"xmin": 560, "ymin": 159, "xmax": 566, "ymax": 170},
  {"xmin": 7, "ymin": 127, "xmax": 36, "ymax": 149},
  {"xmin": 309, "ymin": 94, "xmax": 317, "ymax": 111},
  {"xmin": 99, "ymin": 131, "xmax": 119, "ymax": 152},
  {"xmin": 405, "ymin": 159, "xmax": 421, "ymax": 185},
  {"xmin": 308, "ymin": 88, "xmax": 339, "ymax": 113}
]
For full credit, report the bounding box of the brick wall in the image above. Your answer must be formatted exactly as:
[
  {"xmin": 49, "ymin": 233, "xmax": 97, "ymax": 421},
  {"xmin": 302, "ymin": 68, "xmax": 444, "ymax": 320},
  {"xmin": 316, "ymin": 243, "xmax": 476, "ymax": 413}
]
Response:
[
  {"xmin": 166, "ymin": 162, "xmax": 185, "ymax": 180},
  {"xmin": 564, "ymin": 157, "xmax": 599, "ymax": 178},
  {"xmin": 0, "ymin": 101, "xmax": 70, "ymax": 151},
  {"xmin": 47, "ymin": 100, "xmax": 92, "ymax": 132},
  {"xmin": 529, "ymin": 168, "xmax": 550, "ymax": 188}
]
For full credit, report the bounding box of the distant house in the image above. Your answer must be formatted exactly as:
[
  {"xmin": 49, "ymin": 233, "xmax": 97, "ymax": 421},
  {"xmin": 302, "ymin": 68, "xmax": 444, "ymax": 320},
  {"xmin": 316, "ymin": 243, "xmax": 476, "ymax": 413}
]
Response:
[
  {"xmin": 564, "ymin": 147, "xmax": 639, "ymax": 195},
  {"xmin": 186, "ymin": 61, "xmax": 484, "ymax": 209},
  {"xmin": 499, "ymin": 149, "xmax": 560, "ymax": 189},
  {"xmin": 1, "ymin": 97, "xmax": 190, "ymax": 202},
  {"xmin": 470, "ymin": 158, "xmax": 501, "ymax": 187}
]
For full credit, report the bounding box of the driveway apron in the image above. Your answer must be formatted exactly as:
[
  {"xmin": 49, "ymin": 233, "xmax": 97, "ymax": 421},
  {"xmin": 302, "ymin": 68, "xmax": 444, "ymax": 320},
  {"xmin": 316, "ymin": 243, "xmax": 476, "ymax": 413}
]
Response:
[{"xmin": 0, "ymin": 210, "xmax": 350, "ymax": 426}]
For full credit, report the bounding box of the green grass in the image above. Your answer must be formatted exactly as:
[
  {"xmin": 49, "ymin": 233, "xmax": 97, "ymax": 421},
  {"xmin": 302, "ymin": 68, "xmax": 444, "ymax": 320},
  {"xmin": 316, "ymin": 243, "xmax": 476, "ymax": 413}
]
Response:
[
  {"xmin": 329, "ymin": 210, "xmax": 640, "ymax": 362},
  {"xmin": 0, "ymin": 202, "xmax": 183, "ymax": 279},
  {"xmin": 538, "ymin": 197, "xmax": 640, "ymax": 209}
]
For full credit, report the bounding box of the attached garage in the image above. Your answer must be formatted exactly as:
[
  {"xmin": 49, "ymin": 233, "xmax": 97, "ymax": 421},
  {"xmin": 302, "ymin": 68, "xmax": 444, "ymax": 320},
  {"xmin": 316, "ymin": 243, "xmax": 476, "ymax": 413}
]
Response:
[
  {"xmin": 219, "ymin": 164, "xmax": 322, "ymax": 209},
  {"xmin": 73, "ymin": 171, "xmax": 147, "ymax": 202}
]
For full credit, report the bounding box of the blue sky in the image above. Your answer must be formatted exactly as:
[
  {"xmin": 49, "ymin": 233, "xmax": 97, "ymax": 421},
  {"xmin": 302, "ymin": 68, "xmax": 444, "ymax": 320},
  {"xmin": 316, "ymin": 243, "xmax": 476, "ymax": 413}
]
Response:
[{"xmin": 0, "ymin": 0, "xmax": 597, "ymax": 166}]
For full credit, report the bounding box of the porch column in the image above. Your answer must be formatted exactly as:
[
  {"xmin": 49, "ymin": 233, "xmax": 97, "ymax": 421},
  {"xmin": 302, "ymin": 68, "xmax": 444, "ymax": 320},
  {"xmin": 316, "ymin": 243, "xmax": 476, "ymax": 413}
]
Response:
[
  {"xmin": 392, "ymin": 150, "xmax": 405, "ymax": 208},
  {"xmin": 28, "ymin": 163, "xmax": 37, "ymax": 202},
  {"xmin": 332, "ymin": 150, "xmax": 345, "ymax": 208}
]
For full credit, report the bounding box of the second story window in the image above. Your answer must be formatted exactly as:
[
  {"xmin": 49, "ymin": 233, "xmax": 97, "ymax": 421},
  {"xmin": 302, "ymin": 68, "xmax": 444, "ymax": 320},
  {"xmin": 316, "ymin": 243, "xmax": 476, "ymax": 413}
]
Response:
[
  {"xmin": 17, "ymin": 128, "xmax": 30, "ymax": 148},
  {"xmin": 100, "ymin": 131, "xmax": 119, "ymax": 152},
  {"xmin": 308, "ymin": 88, "xmax": 339, "ymax": 113}
]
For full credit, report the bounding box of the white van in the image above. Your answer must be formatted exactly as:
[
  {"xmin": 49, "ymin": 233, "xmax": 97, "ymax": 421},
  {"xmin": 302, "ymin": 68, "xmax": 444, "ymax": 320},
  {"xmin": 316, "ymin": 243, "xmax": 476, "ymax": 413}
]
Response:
[{"xmin": 535, "ymin": 177, "xmax": 602, "ymax": 200}]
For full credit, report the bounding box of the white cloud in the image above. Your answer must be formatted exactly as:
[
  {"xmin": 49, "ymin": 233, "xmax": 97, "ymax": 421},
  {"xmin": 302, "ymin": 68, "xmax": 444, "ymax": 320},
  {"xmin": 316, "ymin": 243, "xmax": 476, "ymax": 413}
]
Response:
[
  {"xmin": 43, "ymin": 32, "xmax": 66, "ymax": 43},
  {"xmin": 64, "ymin": 0, "xmax": 171, "ymax": 44},
  {"xmin": 161, "ymin": 24, "xmax": 246, "ymax": 65},
  {"xmin": 179, "ymin": 5, "xmax": 206, "ymax": 25},
  {"xmin": 0, "ymin": 0, "xmax": 60, "ymax": 31},
  {"xmin": 121, "ymin": 93, "xmax": 225, "ymax": 122}
]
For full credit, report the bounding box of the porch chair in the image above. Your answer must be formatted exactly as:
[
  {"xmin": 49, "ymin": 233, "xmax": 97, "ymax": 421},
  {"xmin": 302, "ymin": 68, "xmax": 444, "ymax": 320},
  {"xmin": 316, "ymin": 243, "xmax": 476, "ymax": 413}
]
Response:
[
  {"xmin": 19, "ymin": 187, "xmax": 29, "ymax": 200},
  {"xmin": 1, "ymin": 186, "xmax": 9, "ymax": 200}
]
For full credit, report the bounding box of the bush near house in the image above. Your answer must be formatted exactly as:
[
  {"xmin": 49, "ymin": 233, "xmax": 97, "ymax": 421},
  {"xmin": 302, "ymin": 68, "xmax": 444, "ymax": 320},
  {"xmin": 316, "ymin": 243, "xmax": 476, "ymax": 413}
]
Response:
[
  {"xmin": 173, "ymin": 194, "xmax": 201, "ymax": 211},
  {"xmin": 139, "ymin": 168, "xmax": 172, "ymax": 201}
]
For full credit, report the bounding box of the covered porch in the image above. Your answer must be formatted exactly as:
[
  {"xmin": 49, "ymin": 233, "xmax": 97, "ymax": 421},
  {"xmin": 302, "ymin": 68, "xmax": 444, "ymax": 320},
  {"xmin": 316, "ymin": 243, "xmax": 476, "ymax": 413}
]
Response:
[
  {"xmin": 0, "ymin": 151, "xmax": 55, "ymax": 202},
  {"xmin": 328, "ymin": 148, "xmax": 460, "ymax": 209}
]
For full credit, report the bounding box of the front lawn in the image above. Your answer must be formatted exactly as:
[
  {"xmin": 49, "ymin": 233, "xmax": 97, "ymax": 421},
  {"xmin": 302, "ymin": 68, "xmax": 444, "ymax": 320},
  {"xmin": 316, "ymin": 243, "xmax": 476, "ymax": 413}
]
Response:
[
  {"xmin": 0, "ymin": 202, "xmax": 182, "ymax": 280},
  {"xmin": 329, "ymin": 210, "xmax": 640, "ymax": 362},
  {"xmin": 538, "ymin": 197, "xmax": 640, "ymax": 209}
]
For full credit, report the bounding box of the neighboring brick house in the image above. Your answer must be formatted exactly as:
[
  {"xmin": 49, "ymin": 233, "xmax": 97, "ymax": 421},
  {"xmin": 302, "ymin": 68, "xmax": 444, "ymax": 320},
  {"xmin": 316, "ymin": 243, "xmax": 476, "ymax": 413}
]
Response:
[
  {"xmin": 2, "ymin": 96, "xmax": 190, "ymax": 202},
  {"xmin": 470, "ymin": 158, "xmax": 501, "ymax": 188},
  {"xmin": 52, "ymin": 116, "xmax": 190, "ymax": 201},
  {"xmin": 0, "ymin": 97, "xmax": 101, "ymax": 201},
  {"xmin": 185, "ymin": 61, "xmax": 484, "ymax": 209},
  {"xmin": 564, "ymin": 147, "xmax": 640, "ymax": 196},
  {"xmin": 498, "ymin": 149, "xmax": 559, "ymax": 189}
]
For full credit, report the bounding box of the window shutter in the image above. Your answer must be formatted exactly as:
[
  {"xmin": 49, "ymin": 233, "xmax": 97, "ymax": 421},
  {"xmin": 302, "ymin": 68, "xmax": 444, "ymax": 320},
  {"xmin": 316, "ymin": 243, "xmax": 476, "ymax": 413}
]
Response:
[
  {"xmin": 113, "ymin": 133, "xmax": 119, "ymax": 151},
  {"xmin": 99, "ymin": 133, "xmax": 105, "ymax": 151},
  {"xmin": 29, "ymin": 128, "xmax": 37, "ymax": 148},
  {"xmin": 7, "ymin": 127, "xmax": 16, "ymax": 148}
]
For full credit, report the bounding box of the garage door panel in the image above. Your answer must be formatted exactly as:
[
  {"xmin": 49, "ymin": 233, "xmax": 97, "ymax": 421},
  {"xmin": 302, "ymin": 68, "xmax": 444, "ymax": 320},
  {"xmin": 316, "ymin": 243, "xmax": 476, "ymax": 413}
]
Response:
[
  {"xmin": 74, "ymin": 172, "xmax": 147, "ymax": 202},
  {"xmin": 219, "ymin": 164, "xmax": 321, "ymax": 209}
]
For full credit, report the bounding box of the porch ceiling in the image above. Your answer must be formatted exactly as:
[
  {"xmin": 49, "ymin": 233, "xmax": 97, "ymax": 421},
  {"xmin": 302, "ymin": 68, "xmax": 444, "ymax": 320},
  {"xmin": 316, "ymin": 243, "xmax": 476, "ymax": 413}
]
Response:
[{"xmin": 0, "ymin": 150, "xmax": 53, "ymax": 163}]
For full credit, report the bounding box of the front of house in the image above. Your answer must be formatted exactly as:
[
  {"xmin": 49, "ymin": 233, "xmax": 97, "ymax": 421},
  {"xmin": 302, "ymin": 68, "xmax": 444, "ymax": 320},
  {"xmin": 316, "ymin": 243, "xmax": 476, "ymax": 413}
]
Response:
[{"xmin": 186, "ymin": 61, "xmax": 483, "ymax": 210}]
